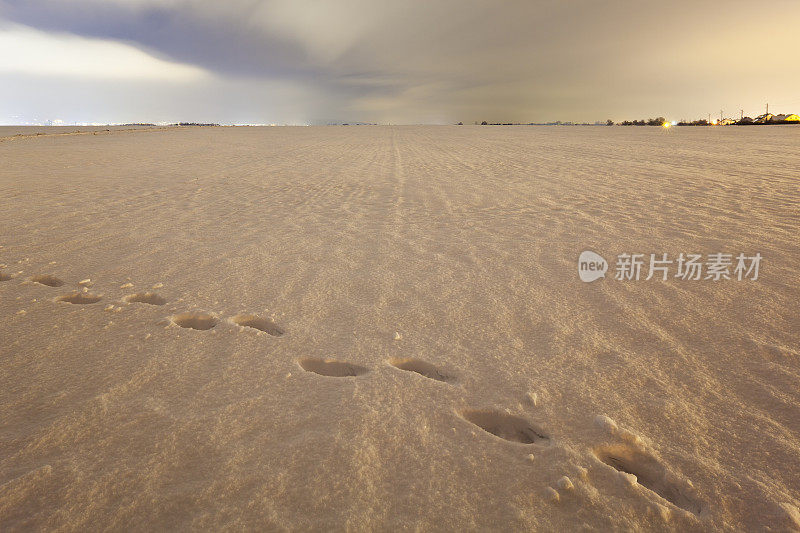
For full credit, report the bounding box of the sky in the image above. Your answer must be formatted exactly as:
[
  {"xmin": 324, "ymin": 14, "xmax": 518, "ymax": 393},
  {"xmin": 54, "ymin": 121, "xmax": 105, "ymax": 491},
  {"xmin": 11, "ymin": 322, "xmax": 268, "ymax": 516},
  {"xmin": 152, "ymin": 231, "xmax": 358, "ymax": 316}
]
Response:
[{"xmin": 1, "ymin": 0, "xmax": 800, "ymax": 125}]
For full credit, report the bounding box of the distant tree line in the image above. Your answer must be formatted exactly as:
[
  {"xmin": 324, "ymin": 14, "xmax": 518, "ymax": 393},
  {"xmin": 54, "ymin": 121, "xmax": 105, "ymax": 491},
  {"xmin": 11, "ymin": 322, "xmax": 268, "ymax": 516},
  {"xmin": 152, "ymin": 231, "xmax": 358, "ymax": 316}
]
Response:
[
  {"xmin": 456, "ymin": 115, "xmax": 798, "ymax": 127},
  {"xmin": 676, "ymin": 119, "xmax": 710, "ymax": 126},
  {"xmin": 617, "ymin": 117, "xmax": 667, "ymax": 126}
]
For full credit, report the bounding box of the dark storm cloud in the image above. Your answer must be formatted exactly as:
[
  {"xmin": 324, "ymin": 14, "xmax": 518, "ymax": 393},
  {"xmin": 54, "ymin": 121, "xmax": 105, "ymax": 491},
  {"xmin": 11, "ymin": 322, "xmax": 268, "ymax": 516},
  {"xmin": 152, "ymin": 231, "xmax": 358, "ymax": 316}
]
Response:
[
  {"xmin": 2, "ymin": 0, "xmax": 800, "ymax": 124},
  {"xmin": 0, "ymin": 0, "xmax": 310, "ymax": 78}
]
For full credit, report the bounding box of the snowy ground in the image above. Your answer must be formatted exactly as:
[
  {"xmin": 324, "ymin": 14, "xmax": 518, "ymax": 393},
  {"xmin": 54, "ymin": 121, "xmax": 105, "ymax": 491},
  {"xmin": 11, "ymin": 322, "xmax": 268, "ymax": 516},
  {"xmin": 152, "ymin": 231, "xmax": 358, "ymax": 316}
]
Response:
[{"xmin": 1, "ymin": 125, "xmax": 799, "ymax": 530}]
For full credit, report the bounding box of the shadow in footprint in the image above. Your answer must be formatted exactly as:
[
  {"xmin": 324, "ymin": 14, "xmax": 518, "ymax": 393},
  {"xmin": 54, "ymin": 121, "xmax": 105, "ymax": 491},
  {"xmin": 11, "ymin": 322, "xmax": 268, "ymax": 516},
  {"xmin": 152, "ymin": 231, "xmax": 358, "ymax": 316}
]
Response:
[
  {"xmin": 31, "ymin": 274, "xmax": 64, "ymax": 287},
  {"xmin": 594, "ymin": 444, "xmax": 702, "ymax": 516},
  {"xmin": 389, "ymin": 357, "xmax": 451, "ymax": 382},
  {"xmin": 124, "ymin": 292, "xmax": 167, "ymax": 305},
  {"xmin": 231, "ymin": 314, "xmax": 284, "ymax": 336},
  {"xmin": 171, "ymin": 312, "xmax": 218, "ymax": 330},
  {"xmin": 56, "ymin": 292, "xmax": 102, "ymax": 304},
  {"xmin": 461, "ymin": 409, "xmax": 549, "ymax": 444},
  {"xmin": 0, "ymin": 272, "xmax": 11, "ymax": 281},
  {"xmin": 298, "ymin": 358, "xmax": 368, "ymax": 377}
]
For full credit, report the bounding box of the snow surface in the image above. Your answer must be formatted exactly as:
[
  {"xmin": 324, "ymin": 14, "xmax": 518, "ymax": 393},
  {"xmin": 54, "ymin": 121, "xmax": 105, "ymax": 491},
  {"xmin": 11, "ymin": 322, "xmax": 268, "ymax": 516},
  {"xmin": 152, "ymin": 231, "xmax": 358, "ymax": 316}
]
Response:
[{"xmin": 1, "ymin": 125, "xmax": 799, "ymax": 530}]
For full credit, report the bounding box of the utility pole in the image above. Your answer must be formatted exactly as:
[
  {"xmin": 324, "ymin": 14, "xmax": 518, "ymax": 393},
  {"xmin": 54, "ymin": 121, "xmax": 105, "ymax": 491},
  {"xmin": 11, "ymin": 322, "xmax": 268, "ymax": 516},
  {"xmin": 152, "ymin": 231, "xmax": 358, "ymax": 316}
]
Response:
[
  {"xmin": 740, "ymin": 109, "xmax": 744, "ymax": 120},
  {"xmin": 720, "ymin": 109, "xmax": 723, "ymax": 122},
  {"xmin": 708, "ymin": 113, "xmax": 711, "ymax": 124},
  {"xmin": 766, "ymin": 103, "xmax": 769, "ymax": 115}
]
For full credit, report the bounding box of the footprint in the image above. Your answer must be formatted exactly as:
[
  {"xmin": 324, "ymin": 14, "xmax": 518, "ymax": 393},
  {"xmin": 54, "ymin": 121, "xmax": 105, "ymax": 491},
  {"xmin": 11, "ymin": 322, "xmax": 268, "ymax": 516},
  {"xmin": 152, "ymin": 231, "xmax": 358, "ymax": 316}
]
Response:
[
  {"xmin": 298, "ymin": 358, "xmax": 368, "ymax": 377},
  {"xmin": 0, "ymin": 272, "xmax": 11, "ymax": 281},
  {"xmin": 594, "ymin": 444, "xmax": 702, "ymax": 515},
  {"xmin": 461, "ymin": 409, "xmax": 549, "ymax": 444},
  {"xmin": 388, "ymin": 357, "xmax": 451, "ymax": 382},
  {"xmin": 56, "ymin": 292, "xmax": 102, "ymax": 304},
  {"xmin": 31, "ymin": 274, "xmax": 64, "ymax": 287},
  {"xmin": 124, "ymin": 292, "xmax": 167, "ymax": 305},
  {"xmin": 230, "ymin": 314, "xmax": 284, "ymax": 336},
  {"xmin": 170, "ymin": 311, "xmax": 218, "ymax": 330}
]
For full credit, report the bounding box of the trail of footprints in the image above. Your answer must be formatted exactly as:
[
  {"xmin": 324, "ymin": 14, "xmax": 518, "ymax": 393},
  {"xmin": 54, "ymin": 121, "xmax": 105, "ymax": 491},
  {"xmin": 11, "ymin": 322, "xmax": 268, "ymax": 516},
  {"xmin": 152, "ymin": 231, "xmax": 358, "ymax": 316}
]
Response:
[
  {"xmin": 3, "ymin": 269, "xmax": 285, "ymax": 337},
  {"xmin": 1, "ymin": 266, "xmax": 705, "ymax": 520},
  {"xmin": 298, "ymin": 358, "xmax": 368, "ymax": 377}
]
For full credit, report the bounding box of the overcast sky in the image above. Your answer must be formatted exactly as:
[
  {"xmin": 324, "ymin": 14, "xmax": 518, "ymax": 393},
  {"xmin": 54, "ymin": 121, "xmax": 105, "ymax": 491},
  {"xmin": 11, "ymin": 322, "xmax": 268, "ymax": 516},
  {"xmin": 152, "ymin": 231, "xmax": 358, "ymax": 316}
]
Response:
[{"xmin": 1, "ymin": 0, "xmax": 799, "ymax": 125}]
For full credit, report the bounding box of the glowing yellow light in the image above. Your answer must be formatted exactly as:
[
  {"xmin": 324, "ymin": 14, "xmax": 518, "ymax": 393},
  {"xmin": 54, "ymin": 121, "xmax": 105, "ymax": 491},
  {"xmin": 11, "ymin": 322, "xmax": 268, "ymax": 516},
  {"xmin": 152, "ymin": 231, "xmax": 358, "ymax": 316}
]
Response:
[{"xmin": 662, "ymin": 122, "xmax": 671, "ymax": 129}]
